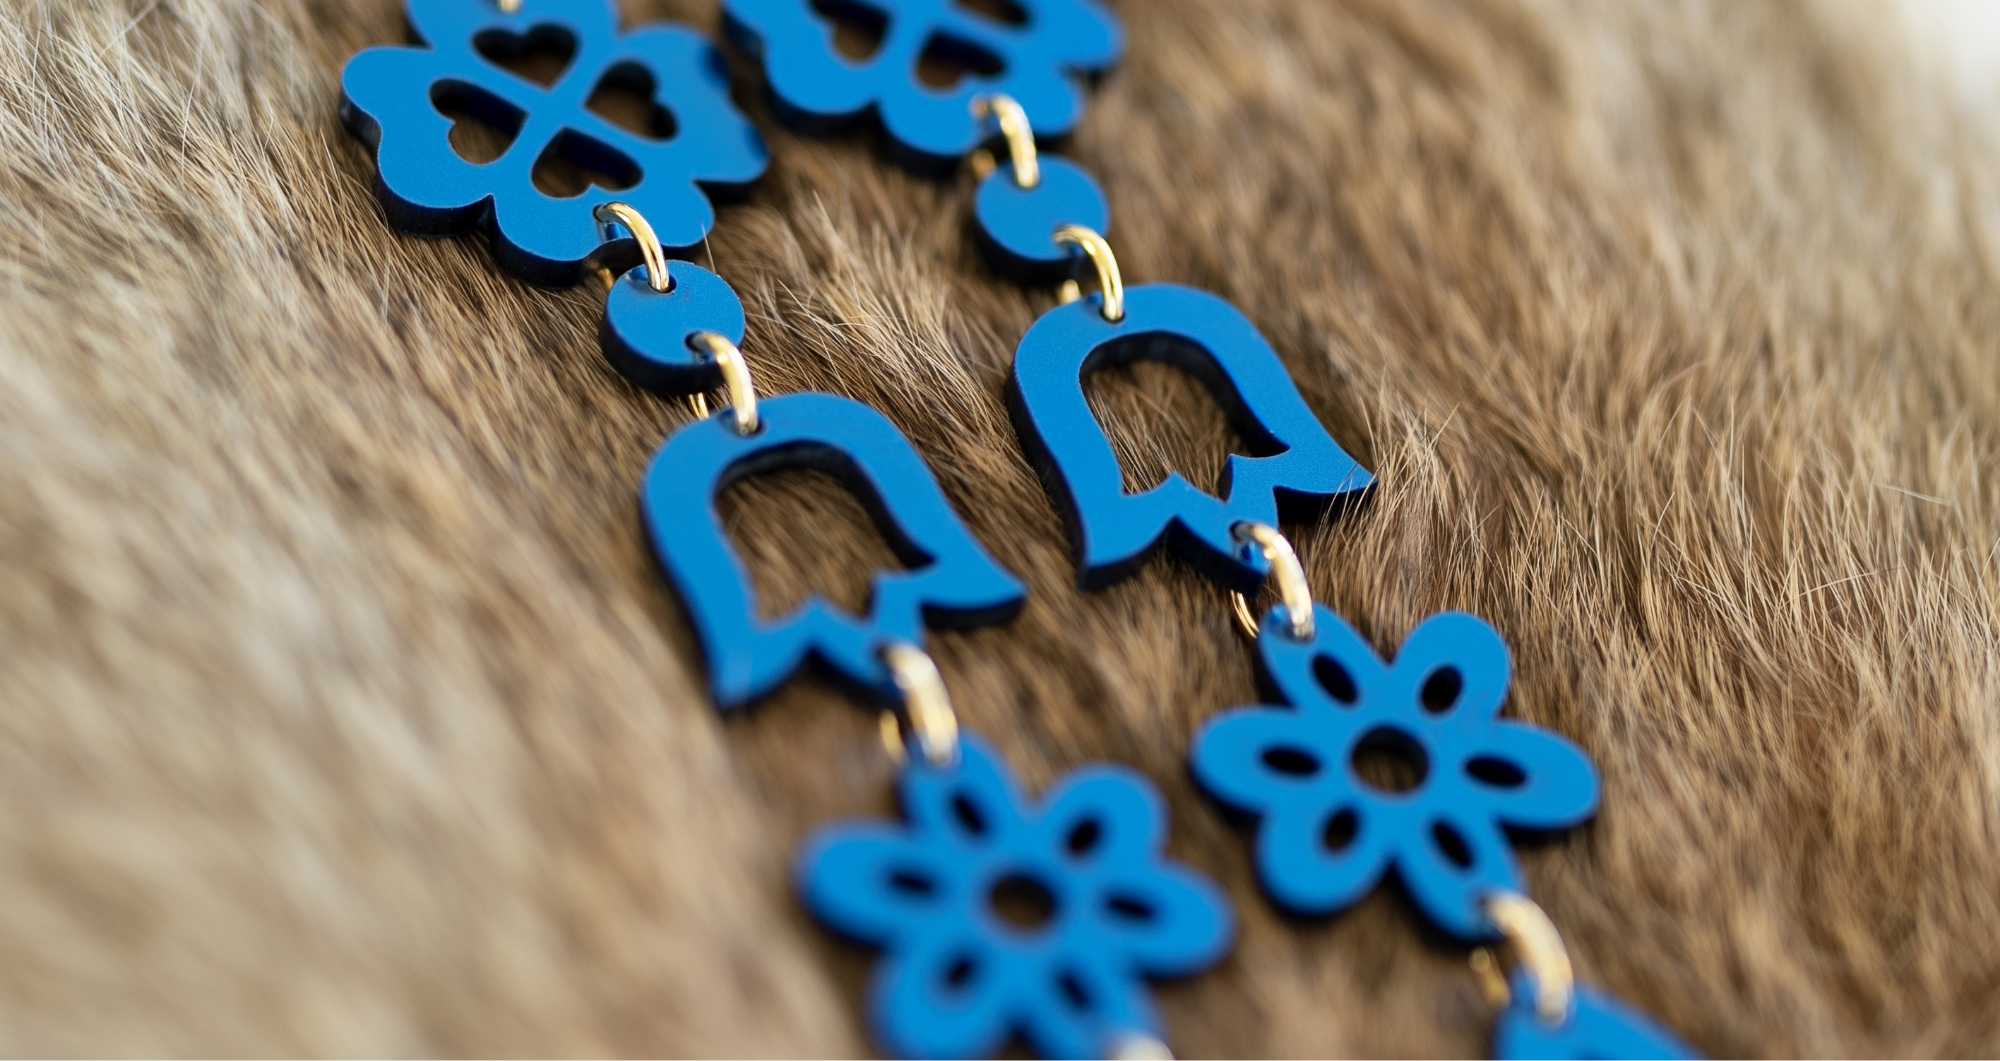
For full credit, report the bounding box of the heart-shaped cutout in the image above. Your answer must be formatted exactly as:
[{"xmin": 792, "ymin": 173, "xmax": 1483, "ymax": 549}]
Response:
[
  {"xmin": 431, "ymin": 79, "xmax": 525, "ymax": 164},
  {"xmin": 472, "ymin": 24, "xmax": 578, "ymax": 88},
  {"xmin": 530, "ymin": 128, "xmax": 641, "ymax": 198},
  {"xmin": 586, "ymin": 62, "xmax": 680, "ymax": 142}
]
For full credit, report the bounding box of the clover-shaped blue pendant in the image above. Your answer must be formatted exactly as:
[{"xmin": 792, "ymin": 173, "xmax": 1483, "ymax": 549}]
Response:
[
  {"xmin": 723, "ymin": 0, "xmax": 1122, "ymax": 170},
  {"xmin": 1007, "ymin": 284, "xmax": 1375, "ymax": 593},
  {"xmin": 800, "ymin": 736, "xmax": 1233, "ymax": 1059},
  {"xmin": 342, "ymin": 0, "xmax": 768, "ymax": 287},
  {"xmin": 642, "ymin": 391, "xmax": 1024, "ymax": 708},
  {"xmin": 1493, "ymin": 973, "xmax": 1701, "ymax": 1060},
  {"xmin": 1189, "ymin": 607, "xmax": 1599, "ymax": 939}
]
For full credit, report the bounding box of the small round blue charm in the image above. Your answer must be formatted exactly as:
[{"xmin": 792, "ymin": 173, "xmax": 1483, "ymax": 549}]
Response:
[
  {"xmin": 1493, "ymin": 974, "xmax": 1701, "ymax": 1060},
  {"xmin": 1006, "ymin": 284, "xmax": 1375, "ymax": 593},
  {"xmin": 641, "ymin": 391, "xmax": 1024, "ymax": 707},
  {"xmin": 341, "ymin": 0, "xmax": 768, "ymax": 286},
  {"xmin": 800, "ymin": 735, "xmax": 1234, "ymax": 1059},
  {"xmin": 601, "ymin": 260, "xmax": 746, "ymax": 395},
  {"xmin": 973, "ymin": 157, "xmax": 1109, "ymax": 283},
  {"xmin": 1189, "ymin": 607, "xmax": 1600, "ymax": 939},
  {"xmin": 723, "ymin": 0, "xmax": 1123, "ymax": 171}
]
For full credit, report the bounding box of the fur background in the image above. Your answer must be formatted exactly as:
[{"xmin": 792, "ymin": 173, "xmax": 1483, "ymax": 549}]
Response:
[{"xmin": 1, "ymin": 0, "xmax": 1998, "ymax": 1054}]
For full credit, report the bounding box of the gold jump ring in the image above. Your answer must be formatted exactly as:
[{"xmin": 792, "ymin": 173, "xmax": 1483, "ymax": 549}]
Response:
[
  {"xmin": 972, "ymin": 93, "xmax": 1040, "ymax": 189},
  {"xmin": 879, "ymin": 642, "xmax": 960, "ymax": 768},
  {"xmin": 1229, "ymin": 522, "xmax": 1314, "ymax": 641},
  {"xmin": 595, "ymin": 201, "xmax": 670, "ymax": 294},
  {"xmin": 496, "ymin": 0, "xmax": 520, "ymax": 12},
  {"xmin": 688, "ymin": 331, "xmax": 759, "ymax": 436},
  {"xmin": 1482, "ymin": 891, "xmax": 1575, "ymax": 1028},
  {"xmin": 1052, "ymin": 225, "xmax": 1123, "ymax": 323}
]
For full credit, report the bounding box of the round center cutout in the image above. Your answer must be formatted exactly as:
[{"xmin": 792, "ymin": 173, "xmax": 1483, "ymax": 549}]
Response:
[
  {"xmin": 988, "ymin": 872, "xmax": 1059, "ymax": 931},
  {"xmin": 1350, "ymin": 726, "xmax": 1429, "ymax": 793}
]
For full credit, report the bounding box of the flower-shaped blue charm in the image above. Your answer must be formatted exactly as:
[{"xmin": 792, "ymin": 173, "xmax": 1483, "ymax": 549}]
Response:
[
  {"xmin": 1493, "ymin": 974, "xmax": 1701, "ymax": 1059},
  {"xmin": 341, "ymin": 0, "xmax": 768, "ymax": 286},
  {"xmin": 1190, "ymin": 607, "xmax": 1600, "ymax": 940},
  {"xmin": 800, "ymin": 736, "xmax": 1233, "ymax": 1059},
  {"xmin": 723, "ymin": 0, "xmax": 1122, "ymax": 170}
]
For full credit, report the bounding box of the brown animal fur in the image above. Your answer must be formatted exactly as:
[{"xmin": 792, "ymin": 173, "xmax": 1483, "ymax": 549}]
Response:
[{"xmin": 0, "ymin": 0, "xmax": 1998, "ymax": 1054}]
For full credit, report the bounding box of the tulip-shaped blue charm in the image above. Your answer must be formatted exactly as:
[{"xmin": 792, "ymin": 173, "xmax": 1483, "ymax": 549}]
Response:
[
  {"xmin": 1008, "ymin": 285, "xmax": 1374, "ymax": 592},
  {"xmin": 1190, "ymin": 607, "xmax": 1599, "ymax": 939},
  {"xmin": 342, "ymin": 0, "xmax": 768, "ymax": 285},
  {"xmin": 800, "ymin": 736, "xmax": 1233, "ymax": 1058},
  {"xmin": 641, "ymin": 393, "xmax": 1024, "ymax": 707}
]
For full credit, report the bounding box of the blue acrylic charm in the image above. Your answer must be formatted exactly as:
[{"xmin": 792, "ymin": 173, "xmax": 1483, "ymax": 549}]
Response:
[
  {"xmin": 601, "ymin": 259, "xmax": 746, "ymax": 394},
  {"xmin": 973, "ymin": 157, "xmax": 1109, "ymax": 283},
  {"xmin": 342, "ymin": 0, "xmax": 769, "ymax": 287},
  {"xmin": 1493, "ymin": 974, "xmax": 1701, "ymax": 1060},
  {"xmin": 800, "ymin": 735, "xmax": 1234, "ymax": 1059},
  {"xmin": 1006, "ymin": 284, "xmax": 1374, "ymax": 592},
  {"xmin": 1189, "ymin": 607, "xmax": 1600, "ymax": 939},
  {"xmin": 723, "ymin": 0, "xmax": 1122, "ymax": 171},
  {"xmin": 641, "ymin": 391, "xmax": 1024, "ymax": 707}
]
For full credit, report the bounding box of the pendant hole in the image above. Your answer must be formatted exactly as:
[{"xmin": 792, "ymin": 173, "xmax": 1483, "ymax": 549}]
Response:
[
  {"xmin": 587, "ymin": 63, "xmax": 679, "ymax": 141},
  {"xmin": 473, "ymin": 24, "xmax": 578, "ymax": 88},
  {"xmin": 530, "ymin": 128, "xmax": 641, "ymax": 198},
  {"xmin": 888, "ymin": 868, "xmax": 937, "ymax": 897},
  {"xmin": 1322, "ymin": 808, "xmax": 1359, "ymax": 852},
  {"xmin": 951, "ymin": 792, "xmax": 988, "ymax": 836},
  {"xmin": 953, "ymin": 0, "xmax": 1029, "ymax": 26},
  {"xmin": 915, "ymin": 31, "xmax": 1005, "ymax": 90},
  {"xmin": 943, "ymin": 953, "xmax": 978, "ymax": 990},
  {"xmin": 809, "ymin": 0, "xmax": 890, "ymax": 61},
  {"xmin": 1260, "ymin": 745, "xmax": 1321, "ymax": 778},
  {"xmin": 1080, "ymin": 337, "xmax": 1288, "ymax": 499},
  {"xmin": 432, "ymin": 80, "xmax": 526, "ymax": 164},
  {"xmin": 715, "ymin": 465, "xmax": 914, "ymax": 622},
  {"xmin": 1064, "ymin": 818, "xmax": 1102, "ymax": 857},
  {"xmin": 1466, "ymin": 756, "xmax": 1527, "ymax": 789},
  {"xmin": 1431, "ymin": 820, "xmax": 1475, "ymax": 869},
  {"xmin": 1420, "ymin": 666, "xmax": 1463, "ymax": 714},
  {"xmin": 1056, "ymin": 968, "xmax": 1094, "ymax": 1011},
  {"xmin": 988, "ymin": 873, "xmax": 1058, "ymax": 931},
  {"xmin": 1313, "ymin": 655, "xmax": 1359, "ymax": 704},
  {"xmin": 1351, "ymin": 726, "xmax": 1428, "ymax": 793},
  {"xmin": 1105, "ymin": 893, "xmax": 1156, "ymax": 923}
]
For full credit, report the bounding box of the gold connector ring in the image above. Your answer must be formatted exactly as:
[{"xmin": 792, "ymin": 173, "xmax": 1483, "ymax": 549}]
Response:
[
  {"xmin": 496, "ymin": 0, "xmax": 520, "ymax": 12},
  {"xmin": 688, "ymin": 331, "xmax": 759, "ymax": 436},
  {"xmin": 1229, "ymin": 522, "xmax": 1314, "ymax": 641},
  {"xmin": 595, "ymin": 201, "xmax": 670, "ymax": 294},
  {"xmin": 1483, "ymin": 891, "xmax": 1575, "ymax": 1028},
  {"xmin": 880, "ymin": 642, "xmax": 959, "ymax": 768},
  {"xmin": 1052, "ymin": 225, "xmax": 1123, "ymax": 323},
  {"xmin": 972, "ymin": 93, "xmax": 1039, "ymax": 189}
]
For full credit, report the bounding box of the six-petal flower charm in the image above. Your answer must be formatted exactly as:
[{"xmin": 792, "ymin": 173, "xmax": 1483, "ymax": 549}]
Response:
[
  {"xmin": 724, "ymin": 0, "xmax": 1122, "ymax": 169},
  {"xmin": 1190, "ymin": 607, "xmax": 1600, "ymax": 940},
  {"xmin": 341, "ymin": 0, "xmax": 768, "ymax": 286},
  {"xmin": 799, "ymin": 736, "xmax": 1233, "ymax": 1059}
]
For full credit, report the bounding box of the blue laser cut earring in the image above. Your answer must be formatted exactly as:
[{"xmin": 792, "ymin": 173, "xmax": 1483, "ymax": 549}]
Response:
[
  {"xmin": 341, "ymin": 0, "xmax": 768, "ymax": 286},
  {"xmin": 722, "ymin": 0, "xmax": 1123, "ymax": 172}
]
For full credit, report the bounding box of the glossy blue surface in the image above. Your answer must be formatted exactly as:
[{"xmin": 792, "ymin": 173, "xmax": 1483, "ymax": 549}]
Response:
[
  {"xmin": 341, "ymin": 0, "xmax": 768, "ymax": 287},
  {"xmin": 800, "ymin": 735, "xmax": 1233, "ymax": 1059},
  {"xmin": 973, "ymin": 157, "xmax": 1108, "ymax": 282},
  {"xmin": 601, "ymin": 259, "xmax": 746, "ymax": 394},
  {"xmin": 1006, "ymin": 284, "xmax": 1374, "ymax": 592},
  {"xmin": 1493, "ymin": 973, "xmax": 1701, "ymax": 1060},
  {"xmin": 641, "ymin": 392, "xmax": 1024, "ymax": 707},
  {"xmin": 722, "ymin": 0, "xmax": 1122, "ymax": 171},
  {"xmin": 1189, "ymin": 607, "xmax": 1600, "ymax": 939}
]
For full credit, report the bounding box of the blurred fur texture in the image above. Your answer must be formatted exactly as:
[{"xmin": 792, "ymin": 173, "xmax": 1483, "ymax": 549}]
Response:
[{"xmin": 1, "ymin": 0, "xmax": 1998, "ymax": 1054}]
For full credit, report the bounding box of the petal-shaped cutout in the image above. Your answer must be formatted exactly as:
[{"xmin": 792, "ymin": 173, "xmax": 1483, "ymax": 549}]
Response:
[
  {"xmin": 1389, "ymin": 808, "xmax": 1522, "ymax": 940},
  {"xmin": 1462, "ymin": 720, "xmax": 1601, "ymax": 830},
  {"xmin": 870, "ymin": 929, "xmax": 1015, "ymax": 1060},
  {"xmin": 1190, "ymin": 706, "xmax": 1349, "ymax": 814},
  {"xmin": 1016, "ymin": 947, "xmax": 1160, "ymax": 1060},
  {"xmin": 640, "ymin": 393, "xmax": 1025, "ymax": 707},
  {"xmin": 1493, "ymin": 975, "xmax": 1702, "ymax": 1060},
  {"xmin": 1254, "ymin": 800, "xmax": 1391, "ymax": 915},
  {"xmin": 1390, "ymin": 611, "xmax": 1511, "ymax": 720},
  {"xmin": 798, "ymin": 824, "xmax": 959, "ymax": 944},
  {"xmin": 1254, "ymin": 604, "xmax": 1393, "ymax": 714},
  {"xmin": 901, "ymin": 736, "xmax": 1031, "ymax": 849},
  {"xmin": 1034, "ymin": 765, "xmax": 1163, "ymax": 865},
  {"xmin": 1086, "ymin": 862, "xmax": 1235, "ymax": 976}
]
